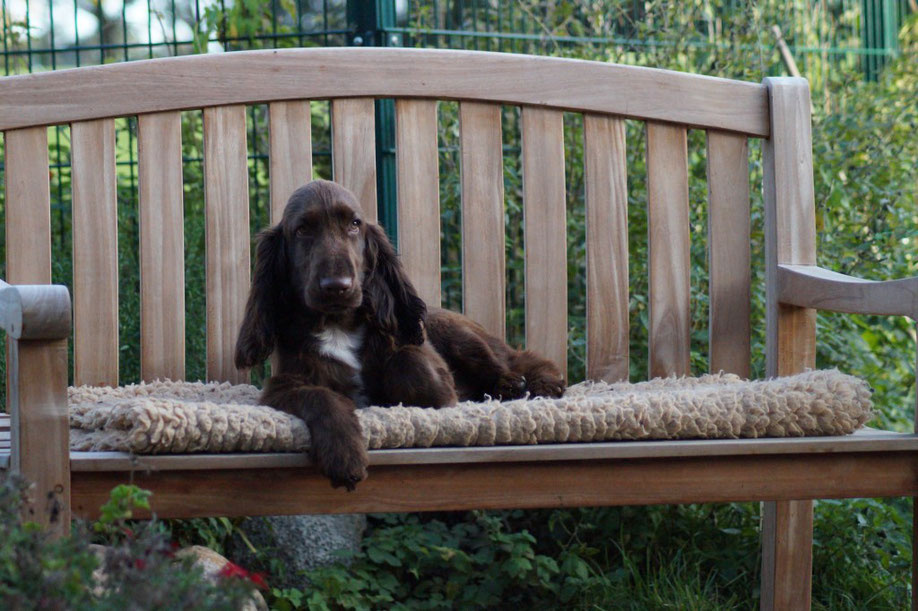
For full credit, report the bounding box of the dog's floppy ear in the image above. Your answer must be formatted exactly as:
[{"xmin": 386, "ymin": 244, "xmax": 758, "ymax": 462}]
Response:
[
  {"xmin": 363, "ymin": 223, "xmax": 426, "ymax": 345},
  {"xmin": 235, "ymin": 226, "xmax": 287, "ymax": 369}
]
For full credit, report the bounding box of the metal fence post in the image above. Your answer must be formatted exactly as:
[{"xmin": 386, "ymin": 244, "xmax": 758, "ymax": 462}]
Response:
[{"xmin": 347, "ymin": 0, "xmax": 402, "ymax": 245}]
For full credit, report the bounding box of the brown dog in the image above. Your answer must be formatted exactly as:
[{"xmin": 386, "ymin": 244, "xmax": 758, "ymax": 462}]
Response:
[{"xmin": 234, "ymin": 180, "xmax": 565, "ymax": 490}]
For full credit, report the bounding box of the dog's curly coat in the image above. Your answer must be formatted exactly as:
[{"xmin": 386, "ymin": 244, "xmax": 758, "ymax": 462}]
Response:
[{"xmin": 234, "ymin": 180, "xmax": 565, "ymax": 489}]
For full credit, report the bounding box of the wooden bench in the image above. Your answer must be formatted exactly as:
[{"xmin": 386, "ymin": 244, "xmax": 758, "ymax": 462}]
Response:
[{"xmin": 2, "ymin": 48, "xmax": 917, "ymax": 608}]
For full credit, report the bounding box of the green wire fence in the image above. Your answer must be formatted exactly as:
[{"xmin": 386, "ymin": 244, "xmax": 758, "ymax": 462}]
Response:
[{"xmin": 0, "ymin": 0, "xmax": 913, "ymax": 393}]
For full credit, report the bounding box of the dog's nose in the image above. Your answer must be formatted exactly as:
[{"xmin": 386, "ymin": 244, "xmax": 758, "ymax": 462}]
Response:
[{"xmin": 319, "ymin": 276, "xmax": 353, "ymax": 295}]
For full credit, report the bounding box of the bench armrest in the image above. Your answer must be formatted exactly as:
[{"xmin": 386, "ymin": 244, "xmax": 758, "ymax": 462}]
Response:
[
  {"xmin": 0, "ymin": 279, "xmax": 71, "ymax": 340},
  {"xmin": 777, "ymin": 264, "xmax": 918, "ymax": 320}
]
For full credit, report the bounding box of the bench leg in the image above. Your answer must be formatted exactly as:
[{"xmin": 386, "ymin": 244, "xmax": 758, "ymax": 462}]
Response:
[
  {"xmin": 9, "ymin": 339, "xmax": 71, "ymax": 537},
  {"xmin": 913, "ymin": 498, "xmax": 917, "ymax": 611},
  {"xmin": 761, "ymin": 500, "xmax": 813, "ymax": 610}
]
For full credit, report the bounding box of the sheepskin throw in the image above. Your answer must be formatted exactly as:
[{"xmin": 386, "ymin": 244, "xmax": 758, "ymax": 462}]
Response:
[{"xmin": 68, "ymin": 369, "xmax": 872, "ymax": 454}]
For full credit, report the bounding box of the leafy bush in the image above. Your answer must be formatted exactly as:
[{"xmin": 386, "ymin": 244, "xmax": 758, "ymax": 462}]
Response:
[{"xmin": 0, "ymin": 476, "xmax": 254, "ymax": 610}]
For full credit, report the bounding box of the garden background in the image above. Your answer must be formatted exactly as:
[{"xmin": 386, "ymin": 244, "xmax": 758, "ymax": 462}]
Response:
[{"xmin": 1, "ymin": 0, "xmax": 917, "ymax": 607}]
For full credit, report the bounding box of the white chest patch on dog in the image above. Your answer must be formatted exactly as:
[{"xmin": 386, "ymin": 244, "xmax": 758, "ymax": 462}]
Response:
[{"xmin": 314, "ymin": 325, "xmax": 365, "ymax": 373}]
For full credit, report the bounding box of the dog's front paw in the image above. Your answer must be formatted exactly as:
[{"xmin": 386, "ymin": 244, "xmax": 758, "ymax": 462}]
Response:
[
  {"xmin": 526, "ymin": 374, "xmax": 566, "ymax": 399},
  {"xmin": 494, "ymin": 370, "xmax": 527, "ymax": 400},
  {"xmin": 310, "ymin": 427, "xmax": 369, "ymax": 491},
  {"xmin": 313, "ymin": 442, "xmax": 368, "ymax": 491}
]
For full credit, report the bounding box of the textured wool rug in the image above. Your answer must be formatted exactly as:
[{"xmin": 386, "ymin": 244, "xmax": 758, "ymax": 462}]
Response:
[{"xmin": 67, "ymin": 369, "xmax": 873, "ymax": 454}]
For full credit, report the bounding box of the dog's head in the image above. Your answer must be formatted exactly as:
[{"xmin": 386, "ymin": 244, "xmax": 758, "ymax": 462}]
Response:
[{"xmin": 234, "ymin": 180, "xmax": 426, "ymax": 370}]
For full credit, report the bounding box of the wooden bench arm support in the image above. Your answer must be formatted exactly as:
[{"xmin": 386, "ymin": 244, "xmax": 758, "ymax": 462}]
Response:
[
  {"xmin": 777, "ymin": 264, "xmax": 918, "ymax": 320},
  {"xmin": 1, "ymin": 278, "xmax": 71, "ymax": 536},
  {"xmin": 0, "ymin": 279, "xmax": 72, "ymax": 340}
]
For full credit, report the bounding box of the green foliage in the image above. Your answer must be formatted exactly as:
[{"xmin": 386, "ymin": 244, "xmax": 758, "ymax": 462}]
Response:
[
  {"xmin": 0, "ymin": 477, "xmax": 252, "ymax": 609},
  {"xmin": 94, "ymin": 484, "xmax": 153, "ymax": 537},
  {"xmin": 0, "ymin": 2, "xmax": 916, "ymax": 609}
]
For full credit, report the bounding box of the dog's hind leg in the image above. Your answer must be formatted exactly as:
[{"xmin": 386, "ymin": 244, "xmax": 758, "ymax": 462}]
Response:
[
  {"xmin": 378, "ymin": 344, "xmax": 458, "ymax": 408},
  {"xmin": 261, "ymin": 374, "xmax": 368, "ymax": 490}
]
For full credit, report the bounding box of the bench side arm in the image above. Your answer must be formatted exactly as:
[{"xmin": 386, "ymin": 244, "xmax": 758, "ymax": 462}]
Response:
[
  {"xmin": 1, "ymin": 278, "xmax": 72, "ymax": 536},
  {"xmin": 778, "ymin": 264, "xmax": 918, "ymax": 320}
]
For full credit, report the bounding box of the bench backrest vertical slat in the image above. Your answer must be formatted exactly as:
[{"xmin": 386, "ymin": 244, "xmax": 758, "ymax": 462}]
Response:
[
  {"xmin": 395, "ymin": 99, "xmax": 441, "ymax": 307},
  {"xmin": 71, "ymin": 119, "xmax": 119, "ymax": 387},
  {"xmin": 646, "ymin": 122, "xmax": 691, "ymax": 379},
  {"xmin": 584, "ymin": 115, "xmax": 630, "ymax": 382},
  {"xmin": 138, "ymin": 111, "xmax": 186, "ymax": 382},
  {"xmin": 332, "ymin": 98, "xmax": 377, "ymax": 221},
  {"xmin": 459, "ymin": 102, "xmax": 506, "ymax": 340},
  {"xmin": 203, "ymin": 105, "xmax": 250, "ymax": 384},
  {"xmin": 4, "ymin": 128, "xmax": 52, "ymax": 286},
  {"xmin": 706, "ymin": 131, "xmax": 751, "ymax": 378},
  {"xmin": 269, "ymin": 101, "xmax": 312, "ymax": 225},
  {"xmin": 522, "ymin": 107, "xmax": 567, "ymax": 378}
]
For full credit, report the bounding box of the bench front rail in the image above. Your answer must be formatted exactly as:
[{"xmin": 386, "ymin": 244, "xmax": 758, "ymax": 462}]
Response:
[{"xmin": 1, "ymin": 48, "xmax": 916, "ymax": 609}]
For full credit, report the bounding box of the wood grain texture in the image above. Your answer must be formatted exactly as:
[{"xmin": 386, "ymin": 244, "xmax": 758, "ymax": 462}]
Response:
[
  {"xmin": 269, "ymin": 101, "xmax": 312, "ymax": 224},
  {"xmin": 9, "ymin": 339, "xmax": 70, "ymax": 535},
  {"xmin": 761, "ymin": 500, "xmax": 813, "ymax": 611},
  {"xmin": 584, "ymin": 115, "xmax": 629, "ymax": 382},
  {"xmin": 522, "ymin": 107, "xmax": 567, "ymax": 377},
  {"xmin": 646, "ymin": 122, "xmax": 690, "ymax": 379},
  {"xmin": 395, "ymin": 99, "xmax": 441, "ymax": 306},
  {"xmin": 138, "ymin": 112, "xmax": 185, "ymax": 382},
  {"xmin": 763, "ymin": 77, "xmax": 817, "ymax": 379},
  {"xmin": 0, "ymin": 281, "xmax": 71, "ymax": 340},
  {"xmin": 761, "ymin": 77, "xmax": 818, "ymax": 611},
  {"xmin": 4, "ymin": 128, "xmax": 52, "ymax": 285},
  {"xmin": 706, "ymin": 131, "xmax": 751, "ymax": 377},
  {"xmin": 0, "ymin": 49, "xmax": 770, "ymax": 136},
  {"xmin": 778, "ymin": 264, "xmax": 918, "ymax": 319},
  {"xmin": 68, "ymin": 429, "xmax": 918, "ymax": 472},
  {"xmin": 460, "ymin": 102, "xmax": 505, "ymax": 339},
  {"xmin": 203, "ymin": 106, "xmax": 250, "ymax": 384},
  {"xmin": 332, "ymin": 98, "xmax": 377, "ymax": 221},
  {"xmin": 70, "ymin": 451, "xmax": 918, "ymax": 520},
  {"xmin": 71, "ymin": 119, "xmax": 119, "ymax": 387}
]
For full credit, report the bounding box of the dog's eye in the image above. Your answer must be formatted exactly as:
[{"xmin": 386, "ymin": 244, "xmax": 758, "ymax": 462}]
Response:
[
  {"xmin": 295, "ymin": 226, "xmax": 308, "ymax": 237},
  {"xmin": 348, "ymin": 219, "xmax": 362, "ymax": 233}
]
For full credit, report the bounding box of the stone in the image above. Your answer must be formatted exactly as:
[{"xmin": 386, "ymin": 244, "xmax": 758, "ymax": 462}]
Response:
[
  {"xmin": 176, "ymin": 545, "xmax": 268, "ymax": 611},
  {"xmin": 230, "ymin": 514, "xmax": 367, "ymax": 589}
]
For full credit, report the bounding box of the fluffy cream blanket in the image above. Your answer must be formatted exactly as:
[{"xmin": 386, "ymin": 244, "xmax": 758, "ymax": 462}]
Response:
[{"xmin": 67, "ymin": 369, "xmax": 872, "ymax": 454}]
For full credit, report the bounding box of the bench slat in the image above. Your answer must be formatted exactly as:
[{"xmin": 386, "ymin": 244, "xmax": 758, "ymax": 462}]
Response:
[
  {"xmin": 522, "ymin": 107, "xmax": 568, "ymax": 377},
  {"xmin": 269, "ymin": 101, "xmax": 312, "ymax": 224},
  {"xmin": 646, "ymin": 122, "xmax": 691, "ymax": 378},
  {"xmin": 584, "ymin": 115, "xmax": 629, "ymax": 382},
  {"xmin": 395, "ymin": 99, "xmax": 441, "ymax": 306},
  {"xmin": 203, "ymin": 106, "xmax": 250, "ymax": 384},
  {"xmin": 4, "ymin": 128, "xmax": 52, "ymax": 285},
  {"xmin": 332, "ymin": 98, "xmax": 377, "ymax": 221},
  {"xmin": 138, "ymin": 112, "xmax": 186, "ymax": 382},
  {"xmin": 72, "ymin": 119, "xmax": 119, "ymax": 387},
  {"xmin": 67, "ymin": 429, "xmax": 918, "ymax": 472},
  {"xmin": 707, "ymin": 131, "xmax": 751, "ymax": 377},
  {"xmin": 460, "ymin": 102, "xmax": 506, "ymax": 339},
  {"xmin": 70, "ymin": 448, "xmax": 918, "ymax": 519}
]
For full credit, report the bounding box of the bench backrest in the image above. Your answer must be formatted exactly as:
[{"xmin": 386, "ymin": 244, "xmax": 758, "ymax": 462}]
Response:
[{"xmin": 1, "ymin": 48, "xmax": 815, "ymax": 388}]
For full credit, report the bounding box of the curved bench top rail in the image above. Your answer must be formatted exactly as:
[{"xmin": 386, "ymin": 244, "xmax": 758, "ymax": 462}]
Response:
[{"xmin": 0, "ymin": 48, "xmax": 768, "ymax": 137}]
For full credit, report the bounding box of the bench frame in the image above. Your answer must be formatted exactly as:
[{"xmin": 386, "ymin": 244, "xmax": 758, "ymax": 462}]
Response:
[{"xmin": 2, "ymin": 48, "xmax": 918, "ymax": 609}]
